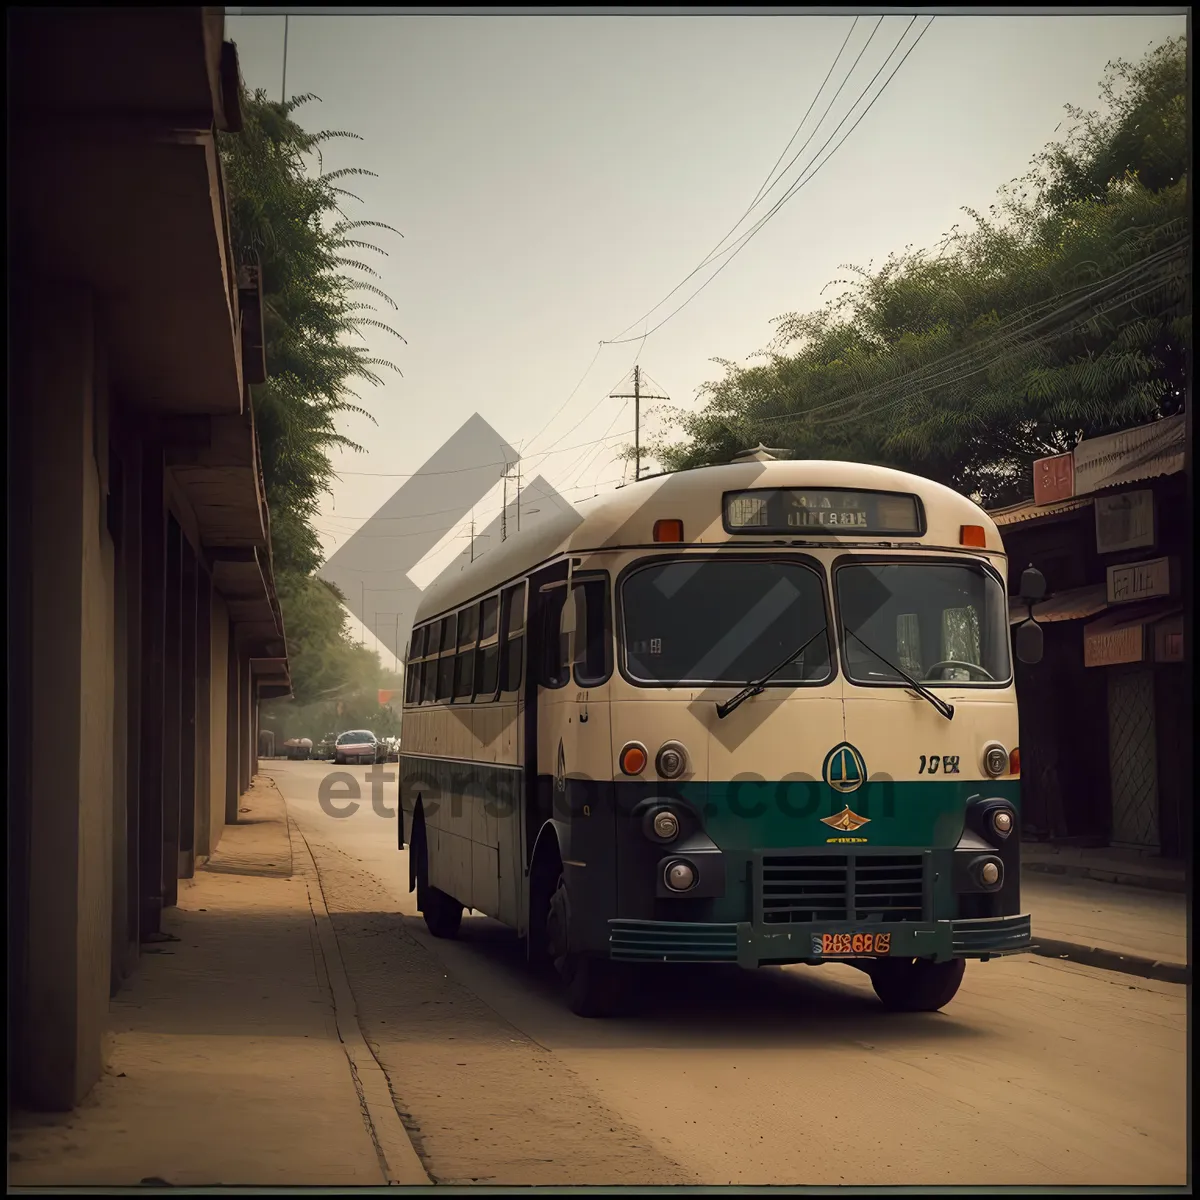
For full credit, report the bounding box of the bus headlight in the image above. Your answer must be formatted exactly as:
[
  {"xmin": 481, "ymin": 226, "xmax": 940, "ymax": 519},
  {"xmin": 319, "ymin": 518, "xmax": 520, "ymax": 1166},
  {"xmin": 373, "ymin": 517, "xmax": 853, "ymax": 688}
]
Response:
[
  {"xmin": 651, "ymin": 810, "xmax": 680, "ymax": 841},
  {"xmin": 976, "ymin": 858, "xmax": 1003, "ymax": 889},
  {"xmin": 655, "ymin": 741, "xmax": 688, "ymax": 779},
  {"xmin": 982, "ymin": 743, "xmax": 1008, "ymax": 777},
  {"xmin": 664, "ymin": 860, "xmax": 697, "ymax": 892},
  {"xmin": 991, "ymin": 808, "xmax": 1014, "ymax": 838}
]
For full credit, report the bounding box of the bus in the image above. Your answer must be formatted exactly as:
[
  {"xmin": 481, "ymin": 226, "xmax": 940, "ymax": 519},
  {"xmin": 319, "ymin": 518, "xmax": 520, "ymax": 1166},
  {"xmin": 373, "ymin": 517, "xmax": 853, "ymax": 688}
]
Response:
[{"xmin": 398, "ymin": 455, "xmax": 1045, "ymax": 1017}]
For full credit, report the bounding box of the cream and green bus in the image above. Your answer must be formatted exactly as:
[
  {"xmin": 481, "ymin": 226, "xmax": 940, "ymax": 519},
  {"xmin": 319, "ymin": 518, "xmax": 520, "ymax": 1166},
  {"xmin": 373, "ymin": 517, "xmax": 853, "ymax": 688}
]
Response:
[{"xmin": 398, "ymin": 456, "xmax": 1045, "ymax": 1016}]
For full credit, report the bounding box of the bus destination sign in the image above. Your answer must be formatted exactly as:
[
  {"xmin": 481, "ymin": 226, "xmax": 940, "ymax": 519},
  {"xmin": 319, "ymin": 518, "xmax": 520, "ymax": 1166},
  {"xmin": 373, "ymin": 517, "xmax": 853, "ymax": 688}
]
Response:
[{"xmin": 723, "ymin": 488, "xmax": 923, "ymax": 535}]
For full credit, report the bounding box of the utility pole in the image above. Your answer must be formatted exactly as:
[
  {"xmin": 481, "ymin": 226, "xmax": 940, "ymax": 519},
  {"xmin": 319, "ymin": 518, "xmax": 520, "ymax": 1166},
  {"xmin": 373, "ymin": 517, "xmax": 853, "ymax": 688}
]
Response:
[
  {"xmin": 502, "ymin": 461, "xmax": 518, "ymax": 542},
  {"xmin": 610, "ymin": 365, "xmax": 669, "ymax": 482},
  {"xmin": 281, "ymin": 15, "xmax": 289, "ymax": 102}
]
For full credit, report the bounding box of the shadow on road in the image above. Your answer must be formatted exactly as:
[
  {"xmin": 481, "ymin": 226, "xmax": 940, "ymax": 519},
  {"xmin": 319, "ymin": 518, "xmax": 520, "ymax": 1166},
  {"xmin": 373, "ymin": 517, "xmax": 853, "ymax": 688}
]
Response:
[{"xmin": 335, "ymin": 906, "xmax": 991, "ymax": 1053}]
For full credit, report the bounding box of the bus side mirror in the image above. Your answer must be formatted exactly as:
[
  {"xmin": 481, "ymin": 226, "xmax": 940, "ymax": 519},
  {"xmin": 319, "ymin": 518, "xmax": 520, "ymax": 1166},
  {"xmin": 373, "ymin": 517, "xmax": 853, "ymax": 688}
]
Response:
[
  {"xmin": 1014, "ymin": 619, "xmax": 1043, "ymax": 665},
  {"xmin": 1019, "ymin": 565, "xmax": 1046, "ymax": 604}
]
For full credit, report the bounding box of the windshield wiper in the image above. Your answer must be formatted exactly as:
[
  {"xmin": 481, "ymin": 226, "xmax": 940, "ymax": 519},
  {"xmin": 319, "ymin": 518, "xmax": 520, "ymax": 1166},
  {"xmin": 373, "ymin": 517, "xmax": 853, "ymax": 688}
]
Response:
[
  {"xmin": 843, "ymin": 627, "xmax": 954, "ymax": 721},
  {"xmin": 716, "ymin": 628, "xmax": 827, "ymax": 720}
]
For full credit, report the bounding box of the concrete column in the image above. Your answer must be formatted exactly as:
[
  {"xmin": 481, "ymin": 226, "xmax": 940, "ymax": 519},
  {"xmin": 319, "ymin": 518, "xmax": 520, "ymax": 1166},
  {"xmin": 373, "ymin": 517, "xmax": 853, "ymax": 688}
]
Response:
[
  {"xmin": 225, "ymin": 638, "xmax": 241, "ymax": 822},
  {"xmin": 138, "ymin": 443, "xmax": 166, "ymax": 937},
  {"xmin": 178, "ymin": 537, "xmax": 197, "ymax": 879},
  {"xmin": 207, "ymin": 593, "xmax": 228, "ymax": 854},
  {"xmin": 239, "ymin": 651, "xmax": 252, "ymax": 794},
  {"xmin": 194, "ymin": 569, "xmax": 213, "ymax": 860},
  {"xmin": 118, "ymin": 435, "xmax": 143, "ymax": 984},
  {"xmin": 108, "ymin": 444, "xmax": 130, "ymax": 997},
  {"xmin": 161, "ymin": 516, "xmax": 182, "ymax": 909},
  {"xmin": 17, "ymin": 287, "xmax": 115, "ymax": 1109}
]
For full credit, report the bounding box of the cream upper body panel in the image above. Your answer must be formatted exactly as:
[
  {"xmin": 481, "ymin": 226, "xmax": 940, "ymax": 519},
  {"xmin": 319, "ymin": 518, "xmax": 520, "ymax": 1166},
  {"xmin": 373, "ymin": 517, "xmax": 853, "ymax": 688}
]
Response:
[{"xmin": 412, "ymin": 460, "xmax": 1007, "ymax": 628}]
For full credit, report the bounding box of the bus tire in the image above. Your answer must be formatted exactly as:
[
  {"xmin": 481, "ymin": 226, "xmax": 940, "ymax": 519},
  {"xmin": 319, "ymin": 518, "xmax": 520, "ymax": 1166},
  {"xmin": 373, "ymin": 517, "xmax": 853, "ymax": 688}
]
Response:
[
  {"xmin": 413, "ymin": 820, "xmax": 464, "ymax": 939},
  {"xmin": 547, "ymin": 872, "xmax": 627, "ymax": 1018},
  {"xmin": 868, "ymin": 957, "xmax": 966, "ymax": 1013}
]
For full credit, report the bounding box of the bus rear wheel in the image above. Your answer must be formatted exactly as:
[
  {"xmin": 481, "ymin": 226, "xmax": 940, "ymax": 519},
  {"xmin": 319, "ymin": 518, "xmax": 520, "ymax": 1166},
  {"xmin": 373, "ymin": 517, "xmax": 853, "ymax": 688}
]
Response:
[
  {"xmin": 547, "ymin": 873, "xmax": 627, "ymax": 1018},
  {"xmin": 869, "ymin": 957, "xmax": 965, "ymax": 1012},
  {"xmin": 414, "ymin": 825, "xmax": 463, "ymax": 939}
]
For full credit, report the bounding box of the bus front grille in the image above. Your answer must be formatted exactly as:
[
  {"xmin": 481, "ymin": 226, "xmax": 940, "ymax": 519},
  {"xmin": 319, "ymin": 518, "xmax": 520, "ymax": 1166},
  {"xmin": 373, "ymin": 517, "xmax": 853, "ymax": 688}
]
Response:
[{"xmin": 760, "ymin": 854, "xmax": 926, "ymax": 924}]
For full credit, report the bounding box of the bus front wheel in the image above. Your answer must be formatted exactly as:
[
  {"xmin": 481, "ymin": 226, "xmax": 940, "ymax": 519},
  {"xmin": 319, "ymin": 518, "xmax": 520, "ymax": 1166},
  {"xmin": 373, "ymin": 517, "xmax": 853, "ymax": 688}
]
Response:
[
  {"xmin": 868, "ymin": 957, "xmax": 965, "ymax": 1013},
  {"xmin": 547, "ymin": 873, "xmax": 627, "ymax": 1018}
]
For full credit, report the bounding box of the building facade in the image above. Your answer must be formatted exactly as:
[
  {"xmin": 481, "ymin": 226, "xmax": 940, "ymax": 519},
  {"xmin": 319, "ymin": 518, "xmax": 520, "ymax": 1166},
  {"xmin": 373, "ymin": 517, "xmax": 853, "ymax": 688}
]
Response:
[
  {"xmin": 7, "ymin": 8, "xmax": 289, "ymax": 1110},
  {"xmin": 993, "ymin": 415, "xmax": 1189, "ymax": 860}
]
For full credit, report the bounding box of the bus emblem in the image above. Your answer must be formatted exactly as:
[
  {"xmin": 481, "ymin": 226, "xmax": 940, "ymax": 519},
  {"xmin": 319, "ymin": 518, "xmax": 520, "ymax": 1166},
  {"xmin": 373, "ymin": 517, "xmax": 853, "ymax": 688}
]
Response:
[
  {"xmin": 822, "ymin": 742, "xmax": 867, "ymax": 795},
  {"xmin": 821, "ymin": 806, "xmax": 871, "ymax": 833}
]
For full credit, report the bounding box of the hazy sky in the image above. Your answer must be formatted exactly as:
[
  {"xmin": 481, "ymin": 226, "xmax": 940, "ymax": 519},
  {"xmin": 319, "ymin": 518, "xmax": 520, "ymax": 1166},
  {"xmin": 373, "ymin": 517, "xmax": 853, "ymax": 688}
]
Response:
[{"xmin": 225, "ymin": 8, "xmax": 1184, "ymax": 657}]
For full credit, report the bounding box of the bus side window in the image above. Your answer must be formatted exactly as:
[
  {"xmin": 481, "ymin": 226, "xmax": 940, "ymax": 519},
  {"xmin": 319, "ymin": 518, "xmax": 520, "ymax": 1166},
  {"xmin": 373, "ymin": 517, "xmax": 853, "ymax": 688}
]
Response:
[
  {"xmin": 572, "ymin": 576, "xmax": 611, "ymax": 687},
  {"xmin": 474, "ymin": 594, "xmax": 501, "ymax": 701},
  {"xmin": 454, "ymin": 604, "xmax": 479, "ymax": 702},
  {"xmin": 436, "ymin": 614, "xmax": 456, "ymax": 702},
  {"xmin": 500, "ymin": 581, "xmax": 527, "ymax": 694},
  {"xmin": 538, "ymin": 585, "xmax": 569, "ymax": 689}
]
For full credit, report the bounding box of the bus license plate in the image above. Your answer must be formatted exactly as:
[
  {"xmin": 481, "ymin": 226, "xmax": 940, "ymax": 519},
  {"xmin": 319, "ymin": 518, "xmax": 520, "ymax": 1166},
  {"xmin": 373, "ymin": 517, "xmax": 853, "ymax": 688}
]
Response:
[{"xmin": 811, "ymin": 932, "xmax": 891, "ymax": 957}]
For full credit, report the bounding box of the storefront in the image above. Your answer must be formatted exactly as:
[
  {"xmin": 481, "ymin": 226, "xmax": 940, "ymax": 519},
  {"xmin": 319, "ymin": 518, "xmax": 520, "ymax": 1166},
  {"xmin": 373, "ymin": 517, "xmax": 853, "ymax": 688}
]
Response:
[{"xmin": 993, "ymin": 415, "xmax": 1188, "ymax": 860}]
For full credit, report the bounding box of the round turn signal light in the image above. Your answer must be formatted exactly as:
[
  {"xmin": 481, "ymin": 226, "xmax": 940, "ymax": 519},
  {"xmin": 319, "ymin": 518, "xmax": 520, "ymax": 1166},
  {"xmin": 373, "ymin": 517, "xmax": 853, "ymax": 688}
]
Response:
[{"xmin": 620, "ymin": 743, "xmax": 648, "ymax": 776}]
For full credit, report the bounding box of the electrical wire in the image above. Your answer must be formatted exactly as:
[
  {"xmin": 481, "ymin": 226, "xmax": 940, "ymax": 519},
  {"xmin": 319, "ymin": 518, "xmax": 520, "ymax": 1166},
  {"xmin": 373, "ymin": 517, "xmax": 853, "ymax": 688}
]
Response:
[
  {"xmin": 601, "ymin": 16, "xmax": 934, "ymax": 348},
  {"xmin": 607, "ymin": 15, "xmax": 870, "ymax": 344}
]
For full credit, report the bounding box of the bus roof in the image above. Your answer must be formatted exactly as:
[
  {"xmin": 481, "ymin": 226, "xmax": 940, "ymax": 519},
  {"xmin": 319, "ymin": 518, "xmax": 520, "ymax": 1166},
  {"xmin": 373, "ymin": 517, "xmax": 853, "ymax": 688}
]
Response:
[{"xmin": 414, "ymin": 459, "xmax": 1001, "ymax": 627}]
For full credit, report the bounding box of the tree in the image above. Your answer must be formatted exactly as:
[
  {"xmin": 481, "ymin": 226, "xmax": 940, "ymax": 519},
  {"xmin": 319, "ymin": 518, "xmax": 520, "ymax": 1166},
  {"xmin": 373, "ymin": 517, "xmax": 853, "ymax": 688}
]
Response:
[
  {"xmin": 648, "ymin": 36, "xmax": 1189, "ymax": 507},
  {"xmin": 220, "ymin": 89, "xmax": 405, "ymax": 699}
]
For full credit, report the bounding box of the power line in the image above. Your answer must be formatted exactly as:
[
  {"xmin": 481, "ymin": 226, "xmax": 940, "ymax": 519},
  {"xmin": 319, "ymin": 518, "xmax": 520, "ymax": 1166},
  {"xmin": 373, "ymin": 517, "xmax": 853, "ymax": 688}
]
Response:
[
  {"xmin": 601, "ymin": 16, "xmax": 933, "ymax": 348},
  {"xmin": 607, "ymin": 16, "xmax": 870, "ymax": 345},
  {"xmin": 331, "ymin": 426, "xmax": 637, "ymax": 478}
]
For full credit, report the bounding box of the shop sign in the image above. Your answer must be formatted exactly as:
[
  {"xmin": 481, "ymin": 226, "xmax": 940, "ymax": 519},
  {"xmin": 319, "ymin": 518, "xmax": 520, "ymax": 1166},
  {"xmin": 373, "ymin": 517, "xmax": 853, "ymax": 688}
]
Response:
[
  {"xmin": 1084, "ymin": 622, "xmax": 1144, "ymax": 668},
  {"xmin": 1106, "ymin": 556, "xmax": 1173, "ymax": 605},
  {"xmin": 1153, "ymin": 614, "xmax": 1184, "ymax": 663},
  {"xmin": 1032, "ymin": 452, "xmax": 1075, "ymax": 505},
  {"xmin": 1094, "ymin": 489, "xmax": 1155, "ymax": 554}
]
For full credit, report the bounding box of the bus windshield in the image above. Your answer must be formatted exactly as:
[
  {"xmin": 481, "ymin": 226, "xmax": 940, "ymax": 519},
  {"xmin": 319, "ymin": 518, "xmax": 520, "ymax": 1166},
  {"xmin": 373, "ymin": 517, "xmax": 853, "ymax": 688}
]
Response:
[
  {"xmin": 621, "ymin": 558, "xmax": 831, "ymax": 686},
  {"xmin": 835, "ymin": 560, "xmax": 1011, "ymax": 687}
]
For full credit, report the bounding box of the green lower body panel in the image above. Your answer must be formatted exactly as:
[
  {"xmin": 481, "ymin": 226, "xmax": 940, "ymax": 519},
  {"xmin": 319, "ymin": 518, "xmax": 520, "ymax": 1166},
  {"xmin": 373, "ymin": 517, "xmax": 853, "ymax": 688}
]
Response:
[{"xmin": 608, "ymin": 914, "xmax": 1032, "ymax": 967}]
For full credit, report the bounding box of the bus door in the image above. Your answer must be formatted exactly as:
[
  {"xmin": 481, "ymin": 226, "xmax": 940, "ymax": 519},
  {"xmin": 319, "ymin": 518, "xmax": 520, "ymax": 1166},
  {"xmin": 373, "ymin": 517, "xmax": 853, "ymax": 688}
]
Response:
[{"xmin": 523, "ymin": 561, "xmax": 570, "ymax": 876}]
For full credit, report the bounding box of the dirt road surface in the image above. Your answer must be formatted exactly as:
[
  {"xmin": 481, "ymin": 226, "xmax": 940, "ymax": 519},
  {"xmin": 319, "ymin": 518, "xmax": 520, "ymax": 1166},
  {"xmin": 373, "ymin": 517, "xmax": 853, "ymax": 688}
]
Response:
[{"xmin": 272, "ymin": 761, "xmax": 1187, "ymax": 1188}]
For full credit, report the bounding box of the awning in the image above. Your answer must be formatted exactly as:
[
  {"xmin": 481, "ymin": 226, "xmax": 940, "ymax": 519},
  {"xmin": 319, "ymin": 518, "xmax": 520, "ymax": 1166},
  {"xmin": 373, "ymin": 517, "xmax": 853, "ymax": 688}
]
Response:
[
  {"xmin": 990, "ymin": 496, "xmax": 1092, "ymax": 528},
  {"xmin": 1082, "ymin": 601, "xmax": 1183, "ymax": 668},
  {"xmin": 1008, "ymin": 583, "xmax": 1109, "ymax": 626}
]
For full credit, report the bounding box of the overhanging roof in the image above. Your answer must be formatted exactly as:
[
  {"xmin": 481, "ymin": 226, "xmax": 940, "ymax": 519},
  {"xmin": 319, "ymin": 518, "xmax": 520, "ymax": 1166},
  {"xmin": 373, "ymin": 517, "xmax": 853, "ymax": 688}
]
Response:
[
  {"xmin": 990, "ymin": 496, "xmax": 1093, "ymax": 528},
  {"xmin": 8, "ymin": 8, "xmax": 245, "ymax": 416},
  {"xmin": 1008, "ymin": 583, "xmax": 1109, "ymax": 626}
]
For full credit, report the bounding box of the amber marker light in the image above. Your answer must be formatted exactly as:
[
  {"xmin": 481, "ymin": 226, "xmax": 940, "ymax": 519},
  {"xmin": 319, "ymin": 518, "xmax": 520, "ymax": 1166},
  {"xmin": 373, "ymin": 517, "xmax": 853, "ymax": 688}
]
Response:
[
  {"xmin": 619, "ymin": 742, "xmax": 648, "ymax": 776},
  {"xmin": 653, "ymin": 519, "xmax": 684, "ymax": 543}
]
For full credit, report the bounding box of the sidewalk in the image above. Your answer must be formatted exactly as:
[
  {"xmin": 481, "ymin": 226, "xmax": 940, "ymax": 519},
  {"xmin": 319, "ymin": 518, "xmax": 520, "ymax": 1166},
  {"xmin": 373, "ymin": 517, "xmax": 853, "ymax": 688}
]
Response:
[
  {"xmin": 8, "ymin": 778, "xmax": 428, "ymax": 1190},
  {"xmin": 1022, "ymin": 868, "xmax": 1189, "ymax": 985},
  {"xmin": 1022, "ymin": 841, "xmax": 1187, "ymax": 893}
]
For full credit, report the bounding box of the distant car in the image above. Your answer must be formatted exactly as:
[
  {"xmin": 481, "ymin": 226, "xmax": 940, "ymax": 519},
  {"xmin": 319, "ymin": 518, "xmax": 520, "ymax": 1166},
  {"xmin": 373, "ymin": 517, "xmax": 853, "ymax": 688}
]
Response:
[
  {"xmin": 284, "ymin": 737, "xmax": 313, "ymax": 761},
  {"xmin": 316, "ymin": 733, "xmax": 337, "ymax": 760},
  {"xmin": 385, "ymin": 737, "xmax": 400, "ymax": 762},
  {"xmin": 334, "ymin": 730, "xmax": 378, "ymax": 765}
]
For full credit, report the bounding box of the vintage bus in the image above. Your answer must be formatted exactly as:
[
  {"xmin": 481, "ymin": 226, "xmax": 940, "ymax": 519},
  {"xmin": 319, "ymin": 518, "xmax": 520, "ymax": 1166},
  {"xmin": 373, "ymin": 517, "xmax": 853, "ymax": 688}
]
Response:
[{"xmin": 398, "ymin": 456, "xmax": 1044, "ymax": 1017}]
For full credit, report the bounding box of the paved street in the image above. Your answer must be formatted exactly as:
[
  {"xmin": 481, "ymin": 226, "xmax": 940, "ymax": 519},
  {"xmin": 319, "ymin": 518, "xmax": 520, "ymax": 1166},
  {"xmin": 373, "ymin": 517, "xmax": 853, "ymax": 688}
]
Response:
[{"xmin": 273, "ymin": 760, "xmax": 1188, "ymax": 1188}]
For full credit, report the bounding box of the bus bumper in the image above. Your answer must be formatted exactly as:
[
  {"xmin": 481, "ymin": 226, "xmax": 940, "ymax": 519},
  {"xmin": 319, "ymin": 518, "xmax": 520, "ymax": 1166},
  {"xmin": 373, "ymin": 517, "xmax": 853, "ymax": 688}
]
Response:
[{"xmin": 608, "ymin": 913, "xmax": 1032, "ymax": 967}]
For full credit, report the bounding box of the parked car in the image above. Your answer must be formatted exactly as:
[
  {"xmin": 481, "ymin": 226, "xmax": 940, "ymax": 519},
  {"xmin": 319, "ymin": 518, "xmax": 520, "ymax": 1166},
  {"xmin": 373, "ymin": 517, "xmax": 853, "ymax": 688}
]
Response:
[
  {"xmin": 334, "ymin": 730, "xmax": 378, "ymax": 765},
  {"xmin": 284, "ymin": 737, "xmax": 313, "ymax": 761}
]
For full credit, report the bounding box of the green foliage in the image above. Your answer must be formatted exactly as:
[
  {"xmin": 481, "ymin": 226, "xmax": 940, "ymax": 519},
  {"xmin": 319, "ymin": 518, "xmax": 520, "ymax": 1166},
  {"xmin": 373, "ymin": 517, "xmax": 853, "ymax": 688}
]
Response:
[
  {"xmin": 650, "ymin": 36, "xmax": 1189, "ymax": 507},
  {"xmin": 220, "ymin": 88, "xmax": 404, "ymax": 700}
]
